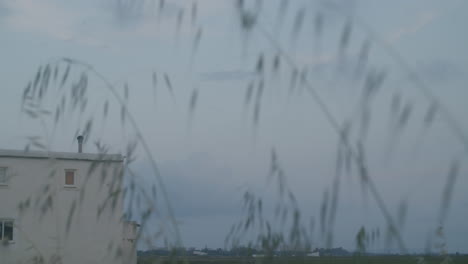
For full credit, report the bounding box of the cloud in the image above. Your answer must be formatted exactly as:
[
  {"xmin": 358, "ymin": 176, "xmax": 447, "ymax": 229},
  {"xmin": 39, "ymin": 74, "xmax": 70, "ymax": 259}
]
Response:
[
  {"xmin": 387, "ymin": 11, "xmax": 438, "ymax": 44},
  {"xmin": 2, "ymin": 0, "xmax": 75, "ymax": 40},
  {"xmin": 1, "ymin": 0, "xmax": 110, "ymax": 48},
  {"xmin": 0, "ymin": 0, "xmax": 234, "ymax": 51},
  {"xmin": 416, "ymin": 59, "xmax": 465, "ymax": 84},
  {"xmin": 319, "ymin": 0, "xmax": 358, "ymax": 14},
  {"xmin": 0, "ymin": 1, "xmax": 10, "ymax": 18},
  {"xmin": 133, "ymin": 153, "xmax": 240, "ymax": 219},
  {"xmin": 162, "ymin": 154, "xmax": 241, "ymax": 218},
  {"xmin": 107, "ymin": 0, "xmax": 231, "ymax": 39},
  {"xmin": 299, "ymin": 53, "xmax": 336, "ymax": 69},
  {"xmin": 0, "ymin": 0, "xmax": 171, "ymax": 48},
  {"xmin": 199, "ymin": 70, "xmax": 256, "ymax": 82},
  {"xmin": 106, "ymin": 0, "xmax": 180, "ymax": 29}
]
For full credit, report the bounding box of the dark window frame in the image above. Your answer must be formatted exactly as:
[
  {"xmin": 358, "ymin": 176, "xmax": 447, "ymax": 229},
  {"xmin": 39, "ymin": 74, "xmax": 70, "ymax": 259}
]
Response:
[
  {"xmin": 0, "ymin": 219, "xmax": 14, "ymax": 242},
  {"xmin": 64, "ymin": 169, "xmax": 77, "ymax": 188}
]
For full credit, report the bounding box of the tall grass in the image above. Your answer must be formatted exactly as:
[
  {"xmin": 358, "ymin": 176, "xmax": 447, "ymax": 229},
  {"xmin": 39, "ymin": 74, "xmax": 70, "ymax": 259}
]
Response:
[{"xmin": 9, "ymin": 0, "xmax": 466, "ymax": 263}]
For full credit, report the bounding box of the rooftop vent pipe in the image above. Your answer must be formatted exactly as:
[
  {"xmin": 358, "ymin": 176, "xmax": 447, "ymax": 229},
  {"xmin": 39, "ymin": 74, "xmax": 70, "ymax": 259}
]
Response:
[{"xmin": 77, "ymin": 135, "xmax": 84, "ymax": 153}]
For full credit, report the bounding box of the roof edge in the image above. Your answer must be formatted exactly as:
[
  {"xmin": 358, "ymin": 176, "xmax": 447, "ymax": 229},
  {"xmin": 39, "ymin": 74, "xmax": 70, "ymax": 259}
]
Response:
[{"xmin": 0, "ymin": 149, "xmax": 124, "ymax": 162}]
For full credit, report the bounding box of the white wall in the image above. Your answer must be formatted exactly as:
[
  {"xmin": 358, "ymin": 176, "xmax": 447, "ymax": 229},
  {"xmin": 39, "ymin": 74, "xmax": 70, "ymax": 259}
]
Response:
[{"xmin": 0, "ymin": 154, "xmax": 135, "ymax": 264}]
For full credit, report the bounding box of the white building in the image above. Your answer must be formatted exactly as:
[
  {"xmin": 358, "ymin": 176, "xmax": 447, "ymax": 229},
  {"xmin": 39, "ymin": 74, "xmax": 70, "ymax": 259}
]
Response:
[
  {"xmin": 192, "ymin": 250, "xmax": 208, "ymax": 256},
  {"xmin": 307, "ymin": 251, "xmax": 320, "ymax": 257},
  {"xmin": 306, "ymin": 248, "xmax": 321, "ymax": 257},
  {"xmin": 0, "ymin": 146, "xmax": 137, "ymax": 264}
]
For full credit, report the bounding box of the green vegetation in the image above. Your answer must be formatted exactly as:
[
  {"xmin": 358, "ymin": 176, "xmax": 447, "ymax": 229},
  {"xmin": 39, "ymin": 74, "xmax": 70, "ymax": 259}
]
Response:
[{"xmin": 137, "ymin": 255, "xmax": 468, "ymax": 264}]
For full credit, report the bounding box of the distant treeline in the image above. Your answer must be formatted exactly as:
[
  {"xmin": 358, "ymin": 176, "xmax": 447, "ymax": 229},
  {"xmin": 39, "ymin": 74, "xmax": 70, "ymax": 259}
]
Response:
[
  {"xmin": 138, "ymin": 247, "xmax": 351, "ymax": 257},
  {"xmin": 138, "ymin": 247, "xmax": 468, "ymax": 258}
]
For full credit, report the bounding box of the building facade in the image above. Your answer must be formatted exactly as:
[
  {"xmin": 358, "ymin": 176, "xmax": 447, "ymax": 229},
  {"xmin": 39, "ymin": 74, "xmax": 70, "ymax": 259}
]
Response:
[{"xmin": 0, "ymin": 148, "xmax": 136, "ymax": 264}]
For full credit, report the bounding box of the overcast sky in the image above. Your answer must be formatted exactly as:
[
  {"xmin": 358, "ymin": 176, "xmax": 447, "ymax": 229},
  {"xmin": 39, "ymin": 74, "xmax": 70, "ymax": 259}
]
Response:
[{"xmin": 1, "ymin": 0, "xmax": 468, "ymax": 253}]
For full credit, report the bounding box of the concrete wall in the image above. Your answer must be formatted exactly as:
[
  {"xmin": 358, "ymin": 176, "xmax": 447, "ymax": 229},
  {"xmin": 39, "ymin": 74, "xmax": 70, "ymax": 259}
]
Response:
[{"xmin": 0, "ymin": 154, "xmax": 135, "ymax": 264}]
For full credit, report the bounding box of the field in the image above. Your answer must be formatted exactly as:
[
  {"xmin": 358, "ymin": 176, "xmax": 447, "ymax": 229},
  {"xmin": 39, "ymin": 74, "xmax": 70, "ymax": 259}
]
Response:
[{"xmin": 137, "ymin": 255, "xmax": 468, "ymax": 264}]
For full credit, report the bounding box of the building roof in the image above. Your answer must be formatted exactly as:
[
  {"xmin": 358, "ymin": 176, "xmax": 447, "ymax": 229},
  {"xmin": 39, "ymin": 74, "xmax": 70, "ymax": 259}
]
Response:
[{"xmin": 0, "ymin": 149, "xmax": 124, "ymax": 162}]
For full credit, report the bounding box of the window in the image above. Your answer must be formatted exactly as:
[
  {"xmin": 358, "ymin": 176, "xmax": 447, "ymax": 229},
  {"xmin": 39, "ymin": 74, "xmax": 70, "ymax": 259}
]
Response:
[
  {"xmin": 65, "ymin": 170, "xmax": 76, "ymax": 187},
  {"xmin": 0, "ymin": 167, "xmax": 7, "ymax": 185},
  {"xmin": 0, "ymin": 220, "xmax": 14, "ymax": 242}
]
